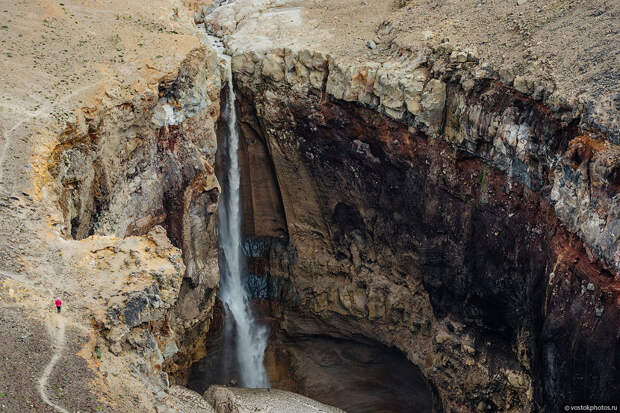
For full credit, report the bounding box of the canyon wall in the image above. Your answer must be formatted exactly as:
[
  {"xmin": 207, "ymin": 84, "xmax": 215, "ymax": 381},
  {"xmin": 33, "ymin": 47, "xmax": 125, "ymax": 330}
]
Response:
[
  {"xmin": 0, "ymin": 0, "xmax": 234, "ymax": 409},
  {"xmin": 39, "ymin": 42, "xmax": 224, "ymax": 407},
  {"xmin": 224, "ymin": 43, "xmax": 619, "ymax": 411},
  {"xmin": 2, "ymin": 0, "xmax": 616, "ymax": 411}
]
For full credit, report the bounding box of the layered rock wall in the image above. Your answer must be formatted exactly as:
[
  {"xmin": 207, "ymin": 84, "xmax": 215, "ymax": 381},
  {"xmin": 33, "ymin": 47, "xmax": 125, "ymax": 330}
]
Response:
[{"xmin": 224, "ymin": 44, "xmax": 619, "ymax": 411}]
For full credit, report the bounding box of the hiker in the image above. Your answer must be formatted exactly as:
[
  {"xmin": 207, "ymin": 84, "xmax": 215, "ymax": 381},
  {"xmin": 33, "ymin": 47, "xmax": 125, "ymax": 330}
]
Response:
[{"xmin": 55, "ymin": 298, "xmax": 62, "ymax": 313}]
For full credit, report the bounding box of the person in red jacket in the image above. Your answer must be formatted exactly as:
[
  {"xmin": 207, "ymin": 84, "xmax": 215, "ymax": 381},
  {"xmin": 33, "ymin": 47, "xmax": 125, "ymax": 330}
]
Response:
[{"xmin": 55, "ymin": 298, "xmax": 62, "ymax": 313}]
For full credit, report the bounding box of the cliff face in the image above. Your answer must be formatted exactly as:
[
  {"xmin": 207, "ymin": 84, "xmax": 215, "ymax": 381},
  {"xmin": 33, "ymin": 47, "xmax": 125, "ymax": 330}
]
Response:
[
  {"xmin": 44, "ymin": 45, "xmax": 224, "ymax": 392},
  {"xmin": 210, "ymin": 10, "xmax": 620, "ymax": 410},
  {"xmin": 0, "ymin": 0, "xmax": 226, "ymax": 410}
]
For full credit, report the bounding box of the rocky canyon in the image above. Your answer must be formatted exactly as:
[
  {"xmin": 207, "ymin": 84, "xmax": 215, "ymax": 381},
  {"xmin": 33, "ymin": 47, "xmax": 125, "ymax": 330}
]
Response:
[{"xmin": 0, "ymin": 0, "xmax": 618, "ymax": 412}]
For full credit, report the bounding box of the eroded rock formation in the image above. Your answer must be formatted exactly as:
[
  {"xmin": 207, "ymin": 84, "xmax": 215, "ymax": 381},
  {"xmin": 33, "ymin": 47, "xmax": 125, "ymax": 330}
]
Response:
[
  {"xmin": 40, "ymin": 41, "xmax": 224, "ymax": 406},
  {"xmin": 202, "ymin": 17, "xmax": 620, "ymax": 410}
]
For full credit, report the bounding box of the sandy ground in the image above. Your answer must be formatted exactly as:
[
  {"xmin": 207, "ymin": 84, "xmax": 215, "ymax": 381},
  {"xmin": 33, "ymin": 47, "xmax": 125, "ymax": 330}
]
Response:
[
  {"xmin": 0, "ymin": 275, "xmax": 114, "ymax": 413},
  {"xmin": 386, "ymin": 0, "xmax": 619, "ymax": 107},
  {"xmin": 0, "ymin": 303, "xmax": 110, "ymax": 412},
  {"xmin": 0, "ymin": 306, "xmax": 54, "ymax": 412},
  {"xmin": 0, "ymin": 0, "xmax": 205, "ymax": 196},
  {"xmin": 213, "ymin": 0, "xmax": 618, "ymax": 132},
  {"xmin": 47, "ymin": 325, "xmax": 115, "ymax": 413}
]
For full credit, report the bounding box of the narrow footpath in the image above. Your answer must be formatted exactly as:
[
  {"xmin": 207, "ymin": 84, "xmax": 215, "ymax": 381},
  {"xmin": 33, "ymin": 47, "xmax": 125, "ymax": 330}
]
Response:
[{"xmin": 38, "ymin": 313, "xmax": 69, "ymax": 413}]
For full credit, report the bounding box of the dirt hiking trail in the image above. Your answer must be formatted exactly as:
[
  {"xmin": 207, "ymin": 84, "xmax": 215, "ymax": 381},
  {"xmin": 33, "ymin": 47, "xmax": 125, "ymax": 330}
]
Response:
[{"xmin": 39, "ymin": 312, "xmax": 69, "ymax": 413}]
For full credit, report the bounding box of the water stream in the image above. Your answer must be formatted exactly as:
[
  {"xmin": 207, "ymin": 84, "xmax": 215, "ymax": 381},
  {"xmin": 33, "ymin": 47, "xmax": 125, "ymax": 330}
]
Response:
[{"xmin": 217, "ymin": 56, "xmax": 270, "ymax": 388}]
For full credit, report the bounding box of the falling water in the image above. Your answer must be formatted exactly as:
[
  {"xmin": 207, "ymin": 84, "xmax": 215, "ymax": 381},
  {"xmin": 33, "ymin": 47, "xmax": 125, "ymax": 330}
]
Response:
[{"xmin": 217, "ymin": 56, "xmax": 270, "ymax": 388}]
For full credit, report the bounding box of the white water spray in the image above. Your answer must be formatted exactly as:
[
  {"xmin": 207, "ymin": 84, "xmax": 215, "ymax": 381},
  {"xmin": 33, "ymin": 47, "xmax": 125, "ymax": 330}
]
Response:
[{"xmin": 218, "ymin": 56, "xmax": 270, "ymax": 388}]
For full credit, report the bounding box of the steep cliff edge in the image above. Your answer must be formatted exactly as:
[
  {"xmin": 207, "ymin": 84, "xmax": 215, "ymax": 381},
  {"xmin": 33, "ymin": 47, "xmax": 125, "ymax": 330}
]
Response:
[
  {"xmin": 204, "ymin": 0, "xmax": 619, "ymax": 410},
  {"xmin": 0, "ymin": 0, "xmax": 223, "ymax": 411}
]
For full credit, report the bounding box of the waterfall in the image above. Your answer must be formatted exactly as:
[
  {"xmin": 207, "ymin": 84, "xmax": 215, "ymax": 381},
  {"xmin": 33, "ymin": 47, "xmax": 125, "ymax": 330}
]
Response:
[{"xmin": 217, "ymin": 56, "xmax": 270, "ymax": 388}]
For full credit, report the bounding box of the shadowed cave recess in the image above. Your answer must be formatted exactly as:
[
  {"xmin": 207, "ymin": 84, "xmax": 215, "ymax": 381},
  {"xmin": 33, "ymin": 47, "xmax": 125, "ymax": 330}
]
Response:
[{"xmin": 192, "ymin": 83, "xmax": 435, "ymax": 412}]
